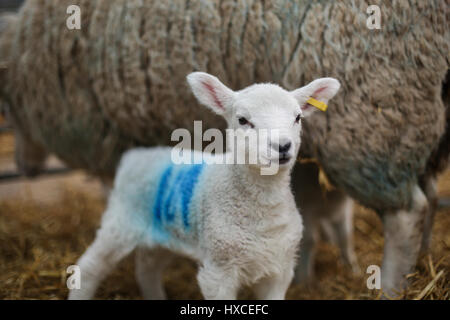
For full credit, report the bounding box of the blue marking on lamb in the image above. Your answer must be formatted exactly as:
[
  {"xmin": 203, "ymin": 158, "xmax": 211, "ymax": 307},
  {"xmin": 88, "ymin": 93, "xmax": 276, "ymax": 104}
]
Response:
[{"xmin": 151, "ymin": 163, "xmax": 204, "ymax": 237}]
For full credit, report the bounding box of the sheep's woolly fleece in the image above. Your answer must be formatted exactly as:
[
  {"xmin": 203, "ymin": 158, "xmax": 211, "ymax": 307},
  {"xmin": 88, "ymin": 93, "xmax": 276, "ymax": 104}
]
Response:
[{"xmin": 0, "ymin": 0, "xmax": 449, "ymax": 212}]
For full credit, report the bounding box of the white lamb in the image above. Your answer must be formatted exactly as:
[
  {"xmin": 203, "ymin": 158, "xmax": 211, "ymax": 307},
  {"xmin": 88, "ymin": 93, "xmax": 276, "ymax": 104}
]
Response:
[{"xmin": 68, "ymin": 72, "xmax": 340, "ymax": 300}]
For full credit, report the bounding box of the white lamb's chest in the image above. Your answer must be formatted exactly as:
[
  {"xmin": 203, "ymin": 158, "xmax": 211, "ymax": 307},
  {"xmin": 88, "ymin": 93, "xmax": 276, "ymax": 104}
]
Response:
[{"xmin": 204, "ymin": 204, "xmax": 301, "ymax": 281}]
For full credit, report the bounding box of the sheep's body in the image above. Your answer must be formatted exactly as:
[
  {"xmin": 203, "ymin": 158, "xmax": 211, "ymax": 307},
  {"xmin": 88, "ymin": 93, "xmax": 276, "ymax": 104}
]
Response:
[{"xmin": 1, "ymin": 0, "xmax": 449, "ymax": 294}]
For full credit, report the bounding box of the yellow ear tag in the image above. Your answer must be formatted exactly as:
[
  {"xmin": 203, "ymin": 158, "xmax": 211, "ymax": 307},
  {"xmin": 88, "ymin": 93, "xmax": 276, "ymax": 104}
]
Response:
[{"xmin": 306, "ymin": 97, "xmax": 328, "ymax": 112}]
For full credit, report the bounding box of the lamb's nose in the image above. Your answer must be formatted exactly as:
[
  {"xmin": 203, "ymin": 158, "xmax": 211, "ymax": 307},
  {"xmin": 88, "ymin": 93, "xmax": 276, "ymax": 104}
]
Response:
[
  {"xmin": 278, "ymin": 142, "xmax": 292, "ymax": 153},
  {"xmin": 272, "ymin": 140, "xmax": 292, "ymax": 153}
]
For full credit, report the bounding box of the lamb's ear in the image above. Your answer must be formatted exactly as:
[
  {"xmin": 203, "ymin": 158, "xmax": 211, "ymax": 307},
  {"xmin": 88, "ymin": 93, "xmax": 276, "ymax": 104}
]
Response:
[
  {"xmin": 291, "ymin": 78, "xmax": 340, "ymax": 117},
  {"xmin": 187, "ymin": 72, "xmax": 235, "ymax": 115}
]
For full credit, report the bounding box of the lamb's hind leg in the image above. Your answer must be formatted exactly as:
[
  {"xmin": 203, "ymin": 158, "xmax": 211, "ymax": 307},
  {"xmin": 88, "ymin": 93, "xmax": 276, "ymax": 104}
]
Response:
[
  {"xmin": 68, "ymin": 213, "xmax": 138, "ymax": 300},
  {"xmin": 293, "ymin": 216, "xmax": 318, "ymax": 285},
  {"xmin": 135, "ymin": 247, "xmax": 173, "ymax": 300},
  {"xmin": 380, "ymin": 185, "xmax": 427, "ymax": 297},
  {"xmin": 332, "ymin": 197, "xmax": 360, "ymax": 274}
]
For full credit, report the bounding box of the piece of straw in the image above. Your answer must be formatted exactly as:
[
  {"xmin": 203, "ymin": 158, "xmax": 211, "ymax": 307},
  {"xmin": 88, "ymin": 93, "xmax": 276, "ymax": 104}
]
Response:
[
  {"xmin": 427, "ymin": 254, "xmax": 436, "ymax": 278},
  {"xmin": 414, "ymin": 270, "xmax": 444, "ymax": 300}
]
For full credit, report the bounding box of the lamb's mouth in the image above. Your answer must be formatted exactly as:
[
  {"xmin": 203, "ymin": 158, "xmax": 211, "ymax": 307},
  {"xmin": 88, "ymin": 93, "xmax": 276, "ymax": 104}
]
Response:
[{"xmin": 278, "ymin": 156, "xmax": 291, "ymax": 165}]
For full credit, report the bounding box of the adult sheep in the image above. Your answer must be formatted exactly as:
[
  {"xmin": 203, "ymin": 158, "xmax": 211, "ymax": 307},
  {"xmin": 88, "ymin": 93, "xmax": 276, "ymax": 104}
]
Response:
[{"xmin": 0, "ymin": 0, "xmax": 449, "ymax": 295}]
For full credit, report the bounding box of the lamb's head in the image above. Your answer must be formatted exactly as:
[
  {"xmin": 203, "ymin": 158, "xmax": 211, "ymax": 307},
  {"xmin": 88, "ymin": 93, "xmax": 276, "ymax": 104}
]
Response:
[{"xmin": 187, "ymin": 72, "xmax": 340, "ymax": 172}]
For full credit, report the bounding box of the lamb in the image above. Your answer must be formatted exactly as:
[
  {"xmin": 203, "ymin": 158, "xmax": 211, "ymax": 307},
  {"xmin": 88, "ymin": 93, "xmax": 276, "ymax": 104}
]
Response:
[
  {"xmin": 68, "ymin": 72, "xmax": 341, "ymax": 300},
  {"xmin": 1, "ymin": 0, "xmax": 449, "ymax": 296}
]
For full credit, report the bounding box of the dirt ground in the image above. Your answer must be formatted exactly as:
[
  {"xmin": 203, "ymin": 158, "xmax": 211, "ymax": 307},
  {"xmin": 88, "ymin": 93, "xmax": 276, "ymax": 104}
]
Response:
[{"xmin": 0, "ymin": 132, "xmax": 448, "ymax": 300}]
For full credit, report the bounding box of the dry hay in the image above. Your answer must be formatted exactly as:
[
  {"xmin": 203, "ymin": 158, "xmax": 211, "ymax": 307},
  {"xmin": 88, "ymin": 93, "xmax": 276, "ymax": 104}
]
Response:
[{"xmin": 0, "ymin": 171, "xmax": 448, "ymax": 300}]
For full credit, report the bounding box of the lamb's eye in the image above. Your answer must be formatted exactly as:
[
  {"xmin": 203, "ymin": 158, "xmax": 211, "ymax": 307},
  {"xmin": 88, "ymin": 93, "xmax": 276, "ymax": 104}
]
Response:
[
  {"xmin": 295, "ymin": 114, "xmax": 302, "ymax": 123},
  {"xmin": 239, "ymin": 117, "xmax": 249, "ymax": 126}
]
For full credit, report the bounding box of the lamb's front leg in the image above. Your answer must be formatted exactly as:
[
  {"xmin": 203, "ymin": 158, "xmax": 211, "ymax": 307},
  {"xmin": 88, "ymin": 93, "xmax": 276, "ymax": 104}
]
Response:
[
  {"xmin": 254, "ymin": 267, "xmax": 294, "ymax": 300},
  {"xmin": 197, "ymin": 263, "xmax": 239, "ymax": 300}
]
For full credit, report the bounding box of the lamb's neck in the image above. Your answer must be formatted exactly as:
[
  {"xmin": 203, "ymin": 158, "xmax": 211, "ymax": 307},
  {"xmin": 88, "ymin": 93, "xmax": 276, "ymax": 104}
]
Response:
[{"xmin": 227, "ymin": 164, "xmax": 292, "ymax": 207}]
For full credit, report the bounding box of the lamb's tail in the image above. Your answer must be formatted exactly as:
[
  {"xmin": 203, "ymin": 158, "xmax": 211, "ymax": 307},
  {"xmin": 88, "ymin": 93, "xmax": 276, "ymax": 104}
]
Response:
[{"xmin": 425, "ymin": 70, "xmax": 450, "ymax": 177}]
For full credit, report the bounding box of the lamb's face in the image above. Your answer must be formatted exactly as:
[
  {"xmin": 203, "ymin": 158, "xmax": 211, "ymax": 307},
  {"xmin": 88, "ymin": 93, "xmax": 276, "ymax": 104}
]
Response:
[
  {"xmin": 187, "ymin": 72, "xmax": 340, "ymax": 171},
  {"xmin": 229, "ymin": 84, "xmax": 303, "ymax": 169}
]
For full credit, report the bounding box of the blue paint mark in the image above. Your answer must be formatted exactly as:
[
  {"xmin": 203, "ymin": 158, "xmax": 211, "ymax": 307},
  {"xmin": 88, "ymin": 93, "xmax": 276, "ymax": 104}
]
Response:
[
  {"xmin": 153, "ymin": 165, "xmax": 173, "ymax": 226},
  {"xmin": 179, "ymin": 164, "xmax": 203, "ymax": 228},
  {"xmin": 151, "ymin": 163, "xmax": 204, "ymax": 237},
  {"xmin": 164, "ymin": 187, "xmax": 176, "ymax": 222}
]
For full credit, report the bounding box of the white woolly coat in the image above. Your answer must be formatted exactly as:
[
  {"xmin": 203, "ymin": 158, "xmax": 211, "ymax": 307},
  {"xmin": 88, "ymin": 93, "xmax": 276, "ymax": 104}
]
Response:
[{"xmin": 107, "ymin": 147, "xmax": 302, "ymax": 285}]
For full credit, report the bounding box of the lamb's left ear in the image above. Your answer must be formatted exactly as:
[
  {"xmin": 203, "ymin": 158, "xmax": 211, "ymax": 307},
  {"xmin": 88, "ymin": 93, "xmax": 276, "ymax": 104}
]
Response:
[
  {"xmin": 187, "ymin": 72, "xmax": 236, "ymax": 115},
  {"xmin": 291, "ymin": 78, "xmax": 341, "ymax": 117}
]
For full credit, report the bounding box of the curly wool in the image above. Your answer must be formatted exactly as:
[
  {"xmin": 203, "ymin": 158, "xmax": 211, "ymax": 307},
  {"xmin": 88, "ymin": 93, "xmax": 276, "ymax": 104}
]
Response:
[{"xmin": 0, "ymin": 0, "xmax": 449, "ymax": 211}]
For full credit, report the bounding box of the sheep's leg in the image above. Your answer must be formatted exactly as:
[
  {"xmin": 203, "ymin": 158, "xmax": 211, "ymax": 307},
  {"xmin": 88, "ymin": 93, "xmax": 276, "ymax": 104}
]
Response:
[
  {"xmin": 68, "ymin": 223, "xmax": 137, "ymax": 300},
  {"xmin": 135, "ymin": 247, "xmax": 172, "ymax": 300},
  {"xmin": 254, "ymin": 267, "xmax": 294, "ymax": 300},
  {"xmin": 419, "ymin": 175, "xmax": 438, "ymax": 255},
  {"xmin": 293, "ymin": 216, "xmax": 318, "ymax": 285},
  {"xmin": 380, "ymin": 185, "xmax": 427, "ymax": 297},
  {"xmin": 332, "ymin": 198, "xmax": 360, "ymax": 274},
  {"xmin": 197, "ymin": 264, "xmax": 239, "ymax": 300}
]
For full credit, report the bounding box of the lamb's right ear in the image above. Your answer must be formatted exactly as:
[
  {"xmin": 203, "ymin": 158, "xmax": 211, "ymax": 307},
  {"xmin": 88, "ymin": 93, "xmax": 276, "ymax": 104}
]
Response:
[{"xmin": 187, "ymin": 72, "xmax": 235, "ymax": 115}]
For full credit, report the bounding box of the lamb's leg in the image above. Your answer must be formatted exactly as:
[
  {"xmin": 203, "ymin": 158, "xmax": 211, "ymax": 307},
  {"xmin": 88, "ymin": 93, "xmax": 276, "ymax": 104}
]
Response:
[
  {"xmin": 68, "ymin": 222, "xmax": 137, "ymax": 300},
  {"xmin": 332, "ymin": 198, "xmax": 360, "ymax": 274},
  {"xmin": 254, "ymin": 267, "xmax": 294, "ymax": 300},
  {"xmin": 293, "ymin": 216, "xmax": 318, "ymax": 284},
  {"xmin": 419, "ymin": 175, "xmax": 438, "ymax": 254},
  {"xmin": 197, "ymin": 263, "xmax": 239, "ymax": 300},
  {"xmin": 380, "ymin": 185, "xmax": 427, "ymax": 297},
  {"xmin": 320, "ymin": 219, "xmax": 338, "ymax": 245},
  {"xmin": 135, "ymin": 248, "xmax": 172, "ymax": 300}
]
